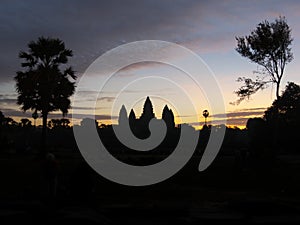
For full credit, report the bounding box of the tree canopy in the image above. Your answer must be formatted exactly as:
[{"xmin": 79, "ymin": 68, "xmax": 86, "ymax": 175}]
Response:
[
  {"xmin": 264, "ymin": 82, "xmax": 300, "ymax": 125},
  {"xmin": 234, "ymin": 16, "xmax": 293, "ymax": 104},
  {"xmin": 15, "ymin": 37, "xmax": 76, "ymax": 150}
]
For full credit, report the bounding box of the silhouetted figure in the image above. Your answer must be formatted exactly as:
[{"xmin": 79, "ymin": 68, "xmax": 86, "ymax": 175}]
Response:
[
  {"xmin": 43, "ymin": 153, "xmax": 59, "ymax": 198},
  {"xmin": 0, "ymin": 111, "xmax": 4, "ymax": 150},
  {"xmin": 0, "ymin": 110, "xmax": 4, "ymax": 129}
]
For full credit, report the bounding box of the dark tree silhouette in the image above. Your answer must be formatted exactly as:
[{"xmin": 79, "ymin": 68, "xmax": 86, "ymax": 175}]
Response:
[
  {"xmin": 15, "ymin": 37, "xmax": 76, "ymax": 152},
  {"xmin": 20, "ymin": 118, "xmax": 32, "ymax": 127},
  {"xmin": 0, "ymin": 111, "xmax": 4, "ymax": 137},
  {"xmin": 81, "ymin": 118, "xmax": 99, "ymax": 128},
  {"xmin": 202, "ymin": 109, "xmax": 209, "ymax": 126},
  {"xmin": 3, "ymin": 117, "xmax": 17, "ymax": 126},
  {"xmin": 48, "ymin": 118, "xmax": 71, "ymax": 129},
  {"xmin": 32, "ymin": 110, "xmax": 38, "ymax": 127},
  {"xmin": 262, "ymin": 82, "xmax": 300, "ymax": 153},
  {"xmin": 0, "ymin": 111, "xmax": 4, "ymax": 126},
  {"xmin": 60, "ymin": 118, "xmax": 71, "ymax": 128},
  {"xmin": 264, "ymin": 82, "xmax": 300, "ymax": 125},
  {"xmin": 234, "ymin": 16, "xmax": 293, "ymax": 104}
]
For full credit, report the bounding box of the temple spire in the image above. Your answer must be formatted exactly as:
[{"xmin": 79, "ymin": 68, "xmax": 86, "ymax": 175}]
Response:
[
  {"xmin": 162, "ymin": 104, "xmax": 175, "ymax": 129},
  {"xmin": 140, "ymin": 96, "xmax": 155, "ymax": 121},
  {"xmin": 118, "ymin": 104, "xmax": 128, "ymax": 125}
]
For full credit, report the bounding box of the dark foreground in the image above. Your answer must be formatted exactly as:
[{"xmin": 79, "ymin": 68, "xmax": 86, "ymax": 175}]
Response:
[{"xmin": 1, "ymin": 151, "xmax": 300, "ymax": 225}]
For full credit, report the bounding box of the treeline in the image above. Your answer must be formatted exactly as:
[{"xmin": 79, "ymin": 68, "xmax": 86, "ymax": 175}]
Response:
[{"xmin": 1, "ymin": 82, "xmax": 299, "ymax": 156}]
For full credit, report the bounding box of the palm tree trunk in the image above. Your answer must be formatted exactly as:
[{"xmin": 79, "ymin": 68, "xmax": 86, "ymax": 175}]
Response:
[{"xmin": 41, "ymin": 112, "xmax": 48, "ymax": 154}]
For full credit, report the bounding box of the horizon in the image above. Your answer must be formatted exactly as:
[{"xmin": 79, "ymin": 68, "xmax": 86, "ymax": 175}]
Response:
[
  {"xmin": 1, "ymin": 1, "xmax": 300, "ymax": 129},
  {"xmin": 1, "ymin": 94, "xmax": 259, "ymax": 130}
]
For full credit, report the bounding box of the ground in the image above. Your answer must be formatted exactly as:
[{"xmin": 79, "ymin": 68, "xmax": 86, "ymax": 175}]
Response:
[{"xmin": 1, "ymin": 151, "xmax": 300, "ymax": 224}]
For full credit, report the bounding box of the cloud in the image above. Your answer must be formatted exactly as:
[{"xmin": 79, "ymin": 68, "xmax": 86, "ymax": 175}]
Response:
[
  {"xmin": 70, "ymin": 113, "xmax": 117, "ymax": 121},
  {"xmin": 186, "ymin": 107, "xmax": 266, "ymax": 127},
  {"xmin": 0, "ymin": 108, "xmax": 117, "ymax": 121},
  {"xmin": 1, "ymin": 0, "xmax": 300, "ymax": 84},
  {"xmin": 209, "ymin": 108, "xmax": 266, "ymax": 127},
  {"xmin": 212, "ymin": 109, "xmax": 266, "ymax": 119},
  {"xmin": 239, "ymin": 107, "xmax": 267, "ymax": 111},
  {"xmin": 71, "ymin": 106, "xmax": 108, "ymax": 110},
  {"xmin": 1, "ymin": 0, "xmax": 300, "ymax": 123},
  {"xmin": 97, "ymin": 96, "xmax": 116, "ymax": 102},
  {"xmin": 0, "ymin": 108, "xmax": 29, "ymax": 118},
  {"xmin": 0, "ymin": 98, "xmax": 17, "ymax": 104},
  {"xmin": 0, "ymin": 0, "xmax": 200, "ymax": 83},
  {"xmin": 0, "ymin": 94, "xmax": 17, "ymax": 107},
  {"xmin": 189, "ymin": 117, "xmax": 249, "ymax": 127},
  {"xmin": 0, "ymin": 93, "xmax": 17, "ymax": 98}
]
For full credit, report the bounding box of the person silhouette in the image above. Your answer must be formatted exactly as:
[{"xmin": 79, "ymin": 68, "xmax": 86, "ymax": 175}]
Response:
[{"xmin": 44, "ymin": 153, "xmax": 59, "ymax": 198}]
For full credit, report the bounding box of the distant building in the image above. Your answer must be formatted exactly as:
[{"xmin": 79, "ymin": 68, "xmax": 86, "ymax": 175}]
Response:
[{"xmin": 118, "ymin": 96, "xmax": 175, "ymax": 138}]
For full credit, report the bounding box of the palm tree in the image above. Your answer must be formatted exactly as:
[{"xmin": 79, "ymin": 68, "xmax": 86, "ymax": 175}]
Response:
[
  {"xmin": 32, "ymin": 110, "xmax": 38, "ymax": 127},
  {"xmin": 202, "ymin": 110, "xmax": 209, "ymax": 126},
  {"xmin": 15, "ymin": 37, "xmax": 76, "ymax": 153}
]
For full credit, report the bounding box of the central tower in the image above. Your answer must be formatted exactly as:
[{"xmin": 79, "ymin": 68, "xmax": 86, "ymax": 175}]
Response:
[{"xmin": 139, "ymin": 96, "xmax": 155, "ymax": 125}]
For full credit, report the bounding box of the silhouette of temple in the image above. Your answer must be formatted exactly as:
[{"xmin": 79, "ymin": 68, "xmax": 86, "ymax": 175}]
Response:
[{"xmin": 118, "ymin": 96, "xmax": 175, "ymax": 138}]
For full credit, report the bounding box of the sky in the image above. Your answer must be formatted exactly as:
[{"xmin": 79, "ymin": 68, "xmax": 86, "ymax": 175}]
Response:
[{"xmin": 0, "ymin": 0, "xmax": 300, "ymax": 129}]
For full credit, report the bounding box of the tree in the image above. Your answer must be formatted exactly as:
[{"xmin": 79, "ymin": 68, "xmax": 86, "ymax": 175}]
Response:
[
  {"xmin": 15, "ymin": 37, "xmax": 76, "ymax": 152},
  {"xmin": 246, "ymin": 118, "xmax": 269, "ymax": 158},
  {"xmin": 234, "ymin": 16, "xmax": 293, "ymax": 104},
  {"xmin": 202, "ymin": 109, "xmax": 209, "ymax": 126},
  {"xmin": 264, "ymin": 82, "xmax": 300, "ymax": 125},
  {"xmin": 32, "ymin": 110, "xmax": 38, "ymax": 127},
  {"xmin": 60, "ymin": 118, "xmax": 70, "ymax": 128},
  {"xmin": 3, "ymin": 117, "xmax": 17, "ymax": 126},
  {"xmin": 48, "ymin": 118, "xmax": 71, "ymax": 129},
  {"xmin": 0, "ymin": 111, "xmax": 4, "ymax": 137},
  {"xmin": 81, "ymin": 118, "xmax": 99, "ymax": 128},
  {"xmin": 264, "ymin": 82, "xmax": 300, "ymax": 151},
  {"xmin": 0, "ymin": 111, "xmax": 4, "ymax": 126},
  {"xmin": 48, "ymin": 119, "xmax": 60, "ymax": 129},
  {"xmin": 20, "ymin": 118, "xmax": 32, "ymax": 127}
]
